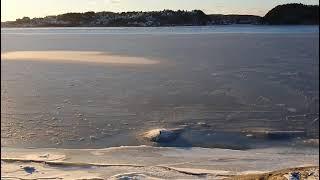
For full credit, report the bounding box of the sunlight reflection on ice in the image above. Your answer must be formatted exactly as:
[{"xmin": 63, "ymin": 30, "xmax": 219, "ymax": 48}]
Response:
[{"xmin": 2, "ymin": 51, "xmax": 160, "ymax": 65}]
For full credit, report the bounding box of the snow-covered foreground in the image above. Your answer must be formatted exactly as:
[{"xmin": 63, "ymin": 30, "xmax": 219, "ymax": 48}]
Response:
[{"xmin": 1, "ymin": 146, "xmax": 318, "ymax": 179}]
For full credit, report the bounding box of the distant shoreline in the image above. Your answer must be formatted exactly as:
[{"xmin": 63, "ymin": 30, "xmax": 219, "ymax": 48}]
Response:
[
  {"xmin": 2, "ymin": 3, "xmax": 318, "ymax": 28},
  {"xmin": 1, "ymin": 24, "xmax": 319, "ymax": 29}
]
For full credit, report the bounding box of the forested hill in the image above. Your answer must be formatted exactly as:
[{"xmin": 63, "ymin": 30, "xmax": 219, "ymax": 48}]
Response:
[{"xmin": 263, "ymin": 3, "xmax": 319, "ymax": 25}]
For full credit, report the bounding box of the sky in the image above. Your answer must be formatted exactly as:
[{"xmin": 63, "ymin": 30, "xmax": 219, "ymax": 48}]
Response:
[{"xmin": 1, "ymin": 0, "xmax": 319, "ymax": 21}]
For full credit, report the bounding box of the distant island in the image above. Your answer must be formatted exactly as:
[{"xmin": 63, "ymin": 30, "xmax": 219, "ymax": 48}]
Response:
[{"xmin": 1, "ymin": 3, "xmax": 318, "ymax": 27}]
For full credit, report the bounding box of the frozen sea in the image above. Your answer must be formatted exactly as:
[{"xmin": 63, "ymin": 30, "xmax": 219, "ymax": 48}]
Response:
[{"xmin": 1, "ymin": 25, "xmax": 319, "ymax": 149}]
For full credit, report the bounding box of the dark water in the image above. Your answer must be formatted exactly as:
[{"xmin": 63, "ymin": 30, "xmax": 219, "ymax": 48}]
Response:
[{"xmin": 1, "ymin": 26, "xmax": 319, "ymax": 149}]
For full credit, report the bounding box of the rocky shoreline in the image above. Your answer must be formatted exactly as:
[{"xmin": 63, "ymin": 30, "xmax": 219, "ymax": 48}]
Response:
[{"xmin": 231, "ymin": 166, "xmax": 319, "ymax": 180}]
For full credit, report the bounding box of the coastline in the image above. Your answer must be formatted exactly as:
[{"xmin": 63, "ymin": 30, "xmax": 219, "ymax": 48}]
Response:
[
  {"xmin": 2, "ymin": 25, "xmax": 318, "ymax": 36},
  {"xmin": 1, "ymin": 24, "xmax": 319, "ymax": 29},
  {"xmin": 2, "ymin": 146, "xmax": 319, "ymax": 179},
  {"xmin": 2, "ymin": 4, "xmax": 319, "ymax": 28}
]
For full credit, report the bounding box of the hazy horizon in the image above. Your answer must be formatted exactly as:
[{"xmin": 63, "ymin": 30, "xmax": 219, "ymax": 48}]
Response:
[{"xmin": 1, "ymin": 0, "xmax": 319, "ymax": 21}]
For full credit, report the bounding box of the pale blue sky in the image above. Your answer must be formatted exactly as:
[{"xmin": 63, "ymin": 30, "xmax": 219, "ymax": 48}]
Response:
[{"xmin": 1, "ymin": 0, "xmax": 319, "ymax": 21}]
